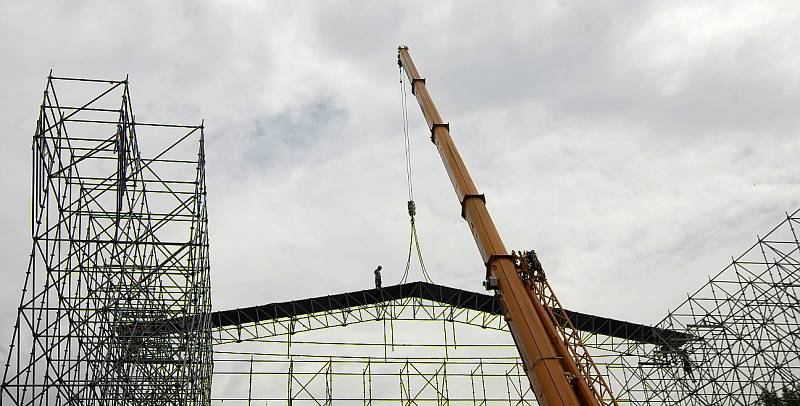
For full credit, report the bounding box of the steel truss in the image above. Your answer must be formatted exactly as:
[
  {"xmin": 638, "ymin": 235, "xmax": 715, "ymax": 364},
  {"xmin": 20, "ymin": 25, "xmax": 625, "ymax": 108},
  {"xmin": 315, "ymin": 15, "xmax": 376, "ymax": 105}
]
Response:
[
  {"xmin": 206, "ymin": 282, "xmax": 688, "ymax": 404},
  {"xmin": 206, "ymin": 281, "xmax": 689, "ymax": 346},
  {"xmin": 211, "ymin": 310, "xmax": 537, "ymax": 404},
  {"xmin": 208, "ymin": 284, "xmax": 532, "ymax": 404},
  {"xmin": 1, "ymin": 75, "xmax": 212, "ymax": 405}
]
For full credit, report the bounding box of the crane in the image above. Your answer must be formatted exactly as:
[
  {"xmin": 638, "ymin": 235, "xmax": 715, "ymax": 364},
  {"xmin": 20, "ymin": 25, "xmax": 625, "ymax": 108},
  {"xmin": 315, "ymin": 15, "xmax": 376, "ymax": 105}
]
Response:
[{"xmin": 397, "ymin": 46, "xmax": 618, "ymax": 406}]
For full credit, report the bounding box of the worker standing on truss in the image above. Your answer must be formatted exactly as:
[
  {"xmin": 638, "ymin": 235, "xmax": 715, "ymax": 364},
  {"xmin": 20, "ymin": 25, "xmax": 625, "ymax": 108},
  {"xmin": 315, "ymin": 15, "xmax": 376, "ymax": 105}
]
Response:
[{"xmin": 374, "ymin": 265, "xmax": 382, "ymax": 288}]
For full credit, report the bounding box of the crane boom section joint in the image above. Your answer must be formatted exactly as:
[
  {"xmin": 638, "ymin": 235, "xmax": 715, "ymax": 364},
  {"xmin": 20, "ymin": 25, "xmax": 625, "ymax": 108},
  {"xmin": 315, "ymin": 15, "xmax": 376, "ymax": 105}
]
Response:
[
  {"xmin": 461, "ymin": 193, "xmax": 486, "ymax": 219},
  {"xmin": 431, "ymin": 122, "xmax": 449, "ymax": 143},
  {"xmin": 485, "ymin": 253, "xmax": 515, "ymax": 279}
]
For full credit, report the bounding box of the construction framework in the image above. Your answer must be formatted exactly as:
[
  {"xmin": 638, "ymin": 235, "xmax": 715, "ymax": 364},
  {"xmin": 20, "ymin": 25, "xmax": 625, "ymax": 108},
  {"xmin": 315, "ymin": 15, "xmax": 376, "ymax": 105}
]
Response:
[
  {"xmin": 1, "ymin": 75, "xmax": 798, "ymax": 405},
  {"xmin": 204, "ymin": 282, "xmax": 691, "ymax": 347},
  {"xmin": 1, "ymin": 75, "xmax": 212, "ymax": 405},
  {"xmin": 204, "ymin": 217, "xmax": 800, "ymax": 405},
  {"xmin": 605, "ymin": 209, "xmax": 800, "ymax": 404},
  {"xmin": 205, "ymin": 282, "xmax": 690, "ymax": 404}
]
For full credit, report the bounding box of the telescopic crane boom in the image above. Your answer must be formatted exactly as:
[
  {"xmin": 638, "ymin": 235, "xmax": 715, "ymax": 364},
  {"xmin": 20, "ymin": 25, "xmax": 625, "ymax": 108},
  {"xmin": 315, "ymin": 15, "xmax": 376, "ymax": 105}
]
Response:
[{"xmin": 397, "ymin": 46, "xmax": 616, "ymax": 406}]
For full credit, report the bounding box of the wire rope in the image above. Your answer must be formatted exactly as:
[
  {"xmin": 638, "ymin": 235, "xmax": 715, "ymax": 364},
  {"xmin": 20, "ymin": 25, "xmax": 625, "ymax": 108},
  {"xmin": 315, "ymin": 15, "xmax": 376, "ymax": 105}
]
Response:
[{"xmin": 398, "ymin": 66, "xmax": 433, "ymax": 284}]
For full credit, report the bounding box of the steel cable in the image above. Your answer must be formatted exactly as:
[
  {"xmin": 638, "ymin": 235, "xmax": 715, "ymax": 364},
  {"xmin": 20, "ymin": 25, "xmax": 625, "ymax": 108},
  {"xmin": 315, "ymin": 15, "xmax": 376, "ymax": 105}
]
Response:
[{"xmin": 399, "ymin": 67, "xmax": 432, "ymax": 284}]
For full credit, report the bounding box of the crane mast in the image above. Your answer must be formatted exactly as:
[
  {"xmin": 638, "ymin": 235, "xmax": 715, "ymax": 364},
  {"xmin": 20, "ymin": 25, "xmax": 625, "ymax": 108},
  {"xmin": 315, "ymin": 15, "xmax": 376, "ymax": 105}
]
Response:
[{"xmin": 397, "ymin": 46, "xmax": 613, "ymax": 406}]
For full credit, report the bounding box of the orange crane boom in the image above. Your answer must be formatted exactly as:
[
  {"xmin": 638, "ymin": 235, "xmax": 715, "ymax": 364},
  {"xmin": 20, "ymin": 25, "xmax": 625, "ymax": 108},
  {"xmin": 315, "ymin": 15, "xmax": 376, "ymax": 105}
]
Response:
[{"xmin": 397, "ymin": 46, "xmax": 614, "ymax": 406}]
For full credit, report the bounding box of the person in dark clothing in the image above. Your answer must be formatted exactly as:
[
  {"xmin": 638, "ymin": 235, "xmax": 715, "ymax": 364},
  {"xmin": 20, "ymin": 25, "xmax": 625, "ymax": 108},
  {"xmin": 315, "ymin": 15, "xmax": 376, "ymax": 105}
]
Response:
[
  {"xmin": 679, "ymin": 350, "xmax": 695, "ymax": 382},
  {"xmin": 374, "ymin": 265, "xmax": 382, "ymax": 289}
]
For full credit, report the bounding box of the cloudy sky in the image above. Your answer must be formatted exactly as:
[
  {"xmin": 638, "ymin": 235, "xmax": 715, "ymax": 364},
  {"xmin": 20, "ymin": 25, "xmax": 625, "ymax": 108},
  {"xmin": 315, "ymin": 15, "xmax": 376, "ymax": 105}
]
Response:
[{"xmin": 1, "ymin": 0, "xmax": 799, "ymax": 344}]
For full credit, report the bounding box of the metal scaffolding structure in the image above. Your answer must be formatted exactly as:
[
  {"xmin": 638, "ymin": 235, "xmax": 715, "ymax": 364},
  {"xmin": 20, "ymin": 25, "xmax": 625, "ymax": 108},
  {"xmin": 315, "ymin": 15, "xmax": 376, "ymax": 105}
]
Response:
[
  {"xmin": 1, "ymin": 75, "xmax": 798, "ymax": 405},
  {"xmin": 1, "ymin": 75, "xmax": 212, "ymax": 405},
  {"xmin": 212, "ymin": 328, "xmax": 537, "ymax": 405},
  {"xmin": 604, "ymin": 208, "xmax": 800, "ymax": 404}
]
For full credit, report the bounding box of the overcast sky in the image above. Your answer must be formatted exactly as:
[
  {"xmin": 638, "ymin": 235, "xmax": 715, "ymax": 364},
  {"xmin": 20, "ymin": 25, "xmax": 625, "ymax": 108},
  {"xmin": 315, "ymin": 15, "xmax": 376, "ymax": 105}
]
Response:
[{"xmin": 1, "ymin": 1, "xmax": 799, "ymax": 346}]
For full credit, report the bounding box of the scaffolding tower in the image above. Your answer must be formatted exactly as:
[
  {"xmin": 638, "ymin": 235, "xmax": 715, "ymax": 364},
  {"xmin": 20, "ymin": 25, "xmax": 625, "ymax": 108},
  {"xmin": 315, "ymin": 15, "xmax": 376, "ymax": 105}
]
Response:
[{"xmin": 1, "ymin": 75, "xmax": 212, "ymax": 405}]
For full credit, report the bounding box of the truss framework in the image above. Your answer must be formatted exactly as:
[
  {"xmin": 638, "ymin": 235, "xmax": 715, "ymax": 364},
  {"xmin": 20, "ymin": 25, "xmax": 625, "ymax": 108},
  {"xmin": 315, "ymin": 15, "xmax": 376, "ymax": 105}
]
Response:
[
  {"xmin": 205, "ymin": 283, "xmax": 685, "ymax": 404},
  {"xmin": 205, "ymin": 282, "xmax": 688, "ymax": 347},
  {"xmin": 1, "ymin": 75, "xmax": 212, "ymax": 405}
]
